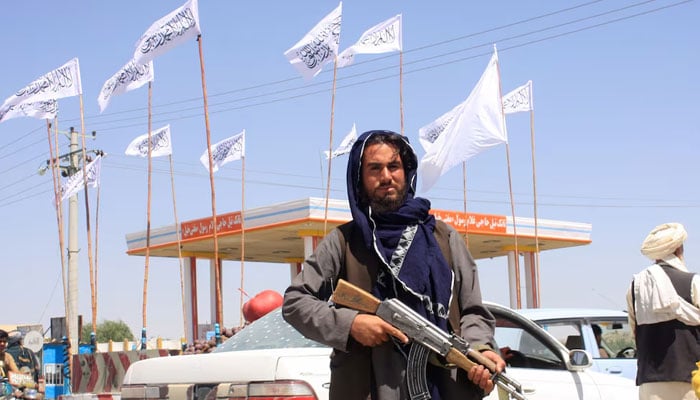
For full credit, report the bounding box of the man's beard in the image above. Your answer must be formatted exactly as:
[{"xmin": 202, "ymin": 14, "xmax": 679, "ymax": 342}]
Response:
[{"xmin": 366, "ymin": 185, "xmax": 407, "ymax": 214}]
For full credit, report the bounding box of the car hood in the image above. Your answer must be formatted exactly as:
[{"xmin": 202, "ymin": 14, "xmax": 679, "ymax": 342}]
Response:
[{"xmin": 122, "ymin": 347, "xmax": 332, "ymax": 385}]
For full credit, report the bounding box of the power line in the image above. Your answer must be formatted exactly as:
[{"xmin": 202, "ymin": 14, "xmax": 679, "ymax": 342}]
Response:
[
  {"xmin": 74, "ymin": 0, "xmax": 607, "ymax": 120},
  {"xmin": 3, "ymin": 155, "xmax": 699, "ymax": 210},
  {"xmin": 0, "ymin": 0, "xmax": 695, "ymax": 211},
  {"xmin": 0, "ymin": 126, "xmax": 45, "ymax": 158},
  {"xmin": 0, "ymin": 186, "xmax": 51, "ymax": 208},
  {"xmin": 52, "ymin": 0, "xmax": 688, "ymax": 133}
]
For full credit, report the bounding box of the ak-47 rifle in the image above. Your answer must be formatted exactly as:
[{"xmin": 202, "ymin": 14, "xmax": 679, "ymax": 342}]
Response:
[{"xmin": 331, "ymin": 279, "xmax": 526, "ymax": 400}]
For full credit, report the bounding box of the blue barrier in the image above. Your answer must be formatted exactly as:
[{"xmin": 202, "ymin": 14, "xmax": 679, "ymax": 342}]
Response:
[{"xmin": 42, "ymin": 343, "xmax": 66, "ymax": 400}]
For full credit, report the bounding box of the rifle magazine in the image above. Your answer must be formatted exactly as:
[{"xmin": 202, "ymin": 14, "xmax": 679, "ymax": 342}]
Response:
[{"xmin": 406, "ymin": 344, "xmax": 431, "ymax": 400}]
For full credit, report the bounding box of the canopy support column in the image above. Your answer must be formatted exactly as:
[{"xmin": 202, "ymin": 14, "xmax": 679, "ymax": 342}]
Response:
[
  {"xmin": 184, "ymin": 256, "xmax": 197, "ymax": 343},
  {"xmin": 507, "ymin": 251, "xmax": 521, "ymax": 309},
  {"xmin": 524, "ymin": 252, "xmax": 541, "ymax": 308},
  {"xmin": 209, "ymin": 258, "xmax": 223, "ymax": 329}
]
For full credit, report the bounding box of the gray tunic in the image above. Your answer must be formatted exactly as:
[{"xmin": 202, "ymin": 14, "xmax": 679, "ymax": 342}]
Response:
[{"xmin": 283, "ymin": 224, "xmax": 496, "ymax": 400}]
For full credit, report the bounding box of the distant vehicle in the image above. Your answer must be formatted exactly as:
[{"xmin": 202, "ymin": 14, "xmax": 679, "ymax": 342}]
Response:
[
  {"xmin": 121, "ymin": 303, "xmax": 638, "ymax": 400},
  {"xmin": 517, "ymin": 307, "xmax": 637, "ymax": 381}
]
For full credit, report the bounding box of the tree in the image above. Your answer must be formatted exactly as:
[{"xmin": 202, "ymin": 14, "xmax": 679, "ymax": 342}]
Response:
[{"xmin": 80, "ymin": 320, "xmax": 135, "ymax": 343}]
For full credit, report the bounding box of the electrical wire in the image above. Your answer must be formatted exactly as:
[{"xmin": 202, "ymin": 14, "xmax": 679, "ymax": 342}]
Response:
[{"xmin": 0, "ymin": 0, "xmax": 695, "ymax": 210}]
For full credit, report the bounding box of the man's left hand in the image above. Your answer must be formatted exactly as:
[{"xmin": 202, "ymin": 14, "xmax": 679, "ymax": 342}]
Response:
[{"xmin": 466, "ymin": 350, "xmax": 506, "ymax": 394}]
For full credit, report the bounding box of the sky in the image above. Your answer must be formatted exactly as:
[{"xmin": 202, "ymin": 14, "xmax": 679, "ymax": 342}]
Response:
[{"xmin": 0, "ymin": 0, "xmax": 698, "ymax": 342}]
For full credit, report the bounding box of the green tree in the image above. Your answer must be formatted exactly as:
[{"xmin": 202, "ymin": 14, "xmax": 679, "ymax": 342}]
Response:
[{"xmin": 80, "ymin": 320, "xmax": 135, "ymax": 343}]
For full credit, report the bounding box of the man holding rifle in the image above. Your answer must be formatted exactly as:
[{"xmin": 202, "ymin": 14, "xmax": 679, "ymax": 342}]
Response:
[{"xmin": 283, "ymin": 130, "xmax": 506, "ymax": 400}]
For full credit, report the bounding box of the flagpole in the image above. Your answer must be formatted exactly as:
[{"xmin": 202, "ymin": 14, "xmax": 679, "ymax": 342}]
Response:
[
  {"xmin": 47, "ymin": 120, "xmax": 69, "ymax": 335},
  {"xmin": 198, "ymin": 34, "xmax": 224, "ymax": 326},
  {"xmin": 529, "ymin": 106, "xmax": 541, "ymax": 307},
  {"xmin": 94, "ymin": 172, "xmax": 101, "ymax": 334},
  {"xmin": 323, "ymin": 57, "xmax": 339, "ymax": 234},
  {"xmin": 167, "ymin": 154, "xmax": 188, "ymax": 339},
  {"xmin": 77, "ymin": 94, "xmax": 98, "ymax": 335},
  {"xmin": 239, "ymin": 154, "xmax": 246, "ymax": 327},
  {"xmin": 504, "ymin": 143, "xmax": 522, "ymax": 308},
  {"xmin": 141, "ymin": 82, "xmax": 154, "ymax": 347},
  {"xmin": 399, "ymin": 51, "xmax": 404, "ymax": 136},
  {"xmin": 495, "ymin": 45, "xmax": 521, "ymax": 309},
  {"xmin": 319, "ymin": 152, "xmax": 326, "ymax": 198},
  {"xmin": 462, "ymin": 162, "xmax": 469, "ymax": 246}
]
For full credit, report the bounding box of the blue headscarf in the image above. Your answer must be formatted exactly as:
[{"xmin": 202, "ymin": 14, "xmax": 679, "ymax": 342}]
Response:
[{"xmin": 346, "ymin": 130, "xmax": 453, "ymax": 331}]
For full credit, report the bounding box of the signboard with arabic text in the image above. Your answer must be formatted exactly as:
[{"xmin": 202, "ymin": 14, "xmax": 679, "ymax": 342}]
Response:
[
  {"xmin": 431, "ymin": 210, "xmax": 507, "ymax": 234},
  {"xmin": 181, "ymin": 211, "xmax": 242, "ymax": 240}
]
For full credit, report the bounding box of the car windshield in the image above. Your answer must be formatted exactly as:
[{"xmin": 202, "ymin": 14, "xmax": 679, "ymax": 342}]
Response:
[
  {"xmin": 213, "ymin": 307, "xmax": 327, "ymax": 352},
  {"xmin": 591, "ymin": 319, "xmax": 636, "ymax": 358},
  {"xmin": 535, "ymin": 316, "xmax": 635, "ymax": 359}
]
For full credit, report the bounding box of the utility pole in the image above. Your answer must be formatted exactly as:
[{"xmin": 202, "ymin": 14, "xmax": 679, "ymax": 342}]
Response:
[{"xmin": 67, "ymin": 127, "xmax": 79, "ymax": 354}]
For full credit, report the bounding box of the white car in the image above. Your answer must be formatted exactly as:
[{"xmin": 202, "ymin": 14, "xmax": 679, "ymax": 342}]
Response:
[
  {"xmin": 518, "ymin": 308, "xmax": 637, "ymax": 381},
  {"xmin": 121, "ymin": 303, "xmax": 638, "ymax": 400}
]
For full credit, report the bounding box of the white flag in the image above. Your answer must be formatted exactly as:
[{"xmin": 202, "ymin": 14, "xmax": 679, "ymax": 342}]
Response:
[
  {"xmin": 324, "ymin": 123, "xmax": 357, "ymax": 159},
  {"xmin": 419, "ymin": 48, "xmax": 507, "ymax": 192},
  {"xmin": 133, "ymin": 0, "xmax": 201, "ymax": 65},
  {"xmin": 0, "ymin": 100, "xmax": 58, "ymax": 124},
  {"xmin": 98, "ymin": 59, "xmax": 154, "ymax": 113},
  {"xmin": 502, "ymin": 80, "xmax": 533, "ymax": 114},
  {"xmin": 125, "ymin": 125, "xmax": 173, "ymax": 158},
  {"xmin": 284, "ymin": 3, "xmax": 342, "ymax": 80},
  {"xmin": 200, "ymin": 130, "xmax": 245, "ymax": 173},
  {"xmin": 59, "ymin": 155, "xmax": 102, "ymax": 203},
  {"xmin": 1, "ymin": 58, "xmax": 81, "ymax": 109},
  {"xmin": 337, "ymin": 14, "xmax": 402, "ymax": 68},
  {"xmin": 418, "ymin": 101, "xmax": 464, "ymax": 153}
]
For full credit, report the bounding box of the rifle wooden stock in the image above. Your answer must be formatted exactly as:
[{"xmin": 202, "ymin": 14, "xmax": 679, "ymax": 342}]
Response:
[
  {"xmin": 446, "ymin": 348, "xmax": 498, "ymax": 374},
  {"xmin": 446, "ymin": 348, "xmax": 478, "ymax": 371},
  {"xmin": 331, "ymin": 279, "xmax": 381, "ymax": 314}
]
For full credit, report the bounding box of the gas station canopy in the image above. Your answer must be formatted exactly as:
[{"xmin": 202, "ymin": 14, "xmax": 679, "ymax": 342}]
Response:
[{"xmin": 126, "ymin": 197, "xmax": 592, "ymax": 262}]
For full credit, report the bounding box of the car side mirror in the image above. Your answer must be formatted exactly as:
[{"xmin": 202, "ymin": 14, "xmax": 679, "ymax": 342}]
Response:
[{"xmin": 569, "ymin": 349, "xmax": 592, "ymax": 370}]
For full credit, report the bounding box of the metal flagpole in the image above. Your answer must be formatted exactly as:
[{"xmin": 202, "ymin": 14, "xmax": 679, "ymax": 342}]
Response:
[
  {"xmin": 197, "ymin": 34, "xmax": 224, "ymax": 326},
  {"xmin": 323, "ymin": 57, "xmax": 339, "ymax": 234},
  {"xmin": 529, "ymin": 105, "xmax": 541, "ymax": 307},
  {"xmin": 46, "ymin": 120, "xmax": 69, "ymax": 338},
  {"xmin": 239, "ymin": 154, "xmax": 246, "ymax": 326},
  {"xmin": 319, "ymin": 153, "xmax": 326, "ymax": 198},
  {"xmin": 495, "ymin": 46, "xmax": 521, "ymax": 309},
  {"xmin": 400, "ymin": 50, "xmax": 404, "ymax": 136},
  {"xmin": 94, "ymin": 170, "xmax": 101, "ymax": 333},
  {"xmin": 462, "ymin": 162, "xmax": 469, "ymax": 246},
  {"xmin": 504, "ymin": 144, "xmax": 522, "ymax": 308},
  {"xmin": 141, "ymin": 82, "xmax": 154, "ymax": 349},
  {"xmin": 77, "ymin": 94, "xmax": 98, "ymax": 336},
  {"xmin": 167, "ymin": 154, "xmax": 188, "ymax": 339}
]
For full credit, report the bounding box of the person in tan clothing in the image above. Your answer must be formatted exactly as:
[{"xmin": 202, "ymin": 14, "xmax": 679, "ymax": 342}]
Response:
[
  {"xmin": 0, "ymin": 329, "xmax": 20, "ymax": 378},
  {"xmin": 626, "ymin": 223, "xmax": 700, "ymax": 400}
]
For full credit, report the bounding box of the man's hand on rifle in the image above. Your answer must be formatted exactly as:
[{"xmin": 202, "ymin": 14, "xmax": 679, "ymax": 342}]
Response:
[
  {"xmin": 350, "ymin": 314, "xmax": 410, "ymax": 347},
  {"xmin": 467, "ymin": 350, "xmax": 507, "ymax": 395}
]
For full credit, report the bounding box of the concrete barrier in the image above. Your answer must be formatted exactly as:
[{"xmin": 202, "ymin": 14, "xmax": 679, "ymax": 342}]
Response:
[{"xmin": 72, "ymin": 350, "xmax": 178, "ymax": 394}]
